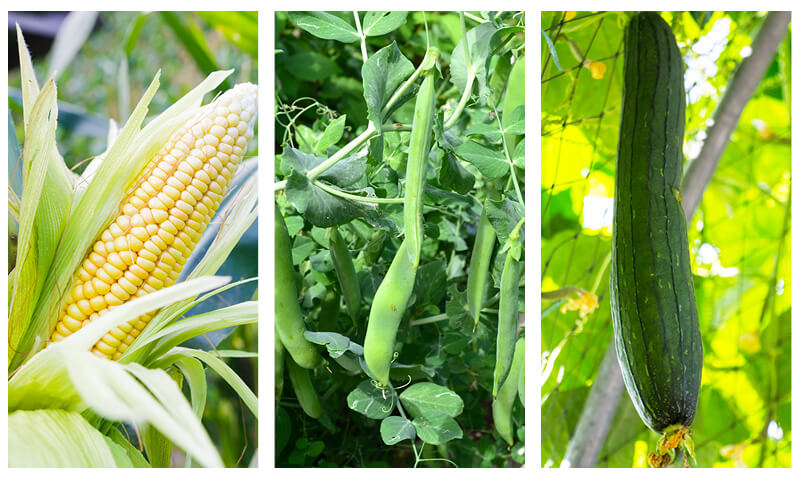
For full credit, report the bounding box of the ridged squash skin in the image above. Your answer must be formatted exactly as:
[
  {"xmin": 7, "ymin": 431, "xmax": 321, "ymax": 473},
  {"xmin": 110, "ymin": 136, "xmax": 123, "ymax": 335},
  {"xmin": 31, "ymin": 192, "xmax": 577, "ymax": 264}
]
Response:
[{"xmin": 610, "ymin": 12, "xmax": 703, "ymax": 434}]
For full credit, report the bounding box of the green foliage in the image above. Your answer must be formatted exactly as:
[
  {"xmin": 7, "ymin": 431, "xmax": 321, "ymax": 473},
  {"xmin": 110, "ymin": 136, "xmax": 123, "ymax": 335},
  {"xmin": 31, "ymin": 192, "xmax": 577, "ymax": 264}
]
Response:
[{"xmin": 276, "ymin": 11, "xmax": 525, "ymax": 467}]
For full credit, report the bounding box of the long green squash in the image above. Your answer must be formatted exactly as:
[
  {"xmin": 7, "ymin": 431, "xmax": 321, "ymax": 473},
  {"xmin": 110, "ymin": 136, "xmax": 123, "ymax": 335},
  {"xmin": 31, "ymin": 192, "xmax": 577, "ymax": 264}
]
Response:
[{"xmin": 610, "ymin": 12, "xmax": 703, "ymax": 434}]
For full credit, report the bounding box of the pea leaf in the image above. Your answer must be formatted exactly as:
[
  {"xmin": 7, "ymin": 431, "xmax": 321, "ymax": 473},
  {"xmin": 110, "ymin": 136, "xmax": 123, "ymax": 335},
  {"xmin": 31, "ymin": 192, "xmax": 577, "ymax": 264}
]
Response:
[
  {"xmin": 347, "ymin": 380, "xmax": 395, "ymax": 420},
  {"xmin": 380, "ymin": 416, "xmax": 416, "ymax": 445},
  {"xmin": 454, "ymin": 140, "xmax": 509, "ymax": 178},
  {"xmin": 412, "ymin": 413, "xmax": 463, "ymax": 445},
  {"xmin": 362, "ymin": 42, "xmax": 414, "ymax": 128},
  {"xmin": 362, "ymin": 12, "xmax": 408, "ymax": 37},
  {"xmin": 316, "ymin": 115, "xmax": 347, "ymax": 153},
  {"xmin": 287, "ymin": 12, "xmax": 360, "ymax": 43},
  {"xmin": 399, "ymin": 382, "xmax": 464, "ymax": 418}
]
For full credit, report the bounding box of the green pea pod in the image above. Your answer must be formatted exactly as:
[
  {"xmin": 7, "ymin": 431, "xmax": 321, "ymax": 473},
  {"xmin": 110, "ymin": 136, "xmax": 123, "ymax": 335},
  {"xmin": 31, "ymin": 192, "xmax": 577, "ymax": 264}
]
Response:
[
  {"xmin": 492, "ymin": 251, "xmax": 520, "ymax": 397},
  {"xmin": 275, "ymin": 205, "xmax": 322, "ymax": 369},
  {"xmin": 362, "ymin": 230, "xmax": 387, "ymax": 266},
  {"xmin": 502, "ymin": 55, "xmax": 525, "ymax": 154},
  {"xmin": 404, "ymin": 69, "xmax": 436, "ymax": 268},
  {"xmin": 285, "ymin": 355, "xmax": 323, "ymax": 419},
  {"xmin": 317, "ymin": 289, "xmax": 340, "ymax": 333},
  {"xmin": 492, "ymin": 337, "xmax": 524, "ymax": 445},
  {"xmin": 363, "ymin": 240, "xmax": 417, "ymax": 386},
  {"xmin": 466, "ymin": 206, "xmax": 496, "ymax": 328},
  {"xmin": 275, "ymin": 324, "xmax": 285, "ymax": 400},
  {"xmin": 518, "ymin": 352, "xmax": 525, "ymax": 407},
  {"xmin": 328, "ymin": 226, "xmax": 361, "ymax": 327}
]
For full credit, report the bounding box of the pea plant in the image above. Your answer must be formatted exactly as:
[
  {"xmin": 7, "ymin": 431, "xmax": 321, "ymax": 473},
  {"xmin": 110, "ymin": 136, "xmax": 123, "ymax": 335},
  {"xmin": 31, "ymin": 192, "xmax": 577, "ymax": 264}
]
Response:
[{"xmin": 275, "ymin": 11, "xmax": 525, "ymax": 467}]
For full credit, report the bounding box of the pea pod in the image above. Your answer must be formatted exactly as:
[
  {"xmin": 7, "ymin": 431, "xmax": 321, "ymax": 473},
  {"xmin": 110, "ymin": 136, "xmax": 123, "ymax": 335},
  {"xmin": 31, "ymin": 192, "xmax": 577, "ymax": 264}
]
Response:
[
  {"xmin": 285, "ymin": 355, "xmax": 323, "ymax": 419},
  {"xmin": 404, "ymin": 68, "xmax": 436, "ymax": 268},
  {"xmin": 328, "ymin": 226, "xmax": 361, "ymax": 327},
  {"xmin": 492, "ymin": 337, "xmax": 524, "ymax": 445},
  {"xmin": 501, "ymin": 55, "xmax": 525, "ymax": 154},
  {"xmin": 275, "ymin": 325, "xmax": 285, "ymax": 400},
  {"xmin": 363, "ymin": 240, "xmax": 417, "ymax": 386},
  {"xmin": 492, "ymin": 251, "xmax": 520, "ymax": 397},
  {"xmin": 466, "ymin": 206, "xmax": 496, "ymax": 328},
  {"xmin": 275, "ymin": 205, "xmax": 321, "ymax": 369},
  {"xmin": 358, "ymin": 229, "xmax": 387, "ymax": 267},
  {"xmin": 317, "ymin": 289, "xmax": 340, "ymax": 333}
]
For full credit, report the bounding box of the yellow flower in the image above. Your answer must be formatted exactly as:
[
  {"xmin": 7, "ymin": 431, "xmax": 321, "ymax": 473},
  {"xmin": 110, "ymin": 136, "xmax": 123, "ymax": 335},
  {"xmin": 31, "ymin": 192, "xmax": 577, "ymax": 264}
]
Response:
[
  {"xmin": 738, "ymin": 331, "xmax": 761, "ymax": 354},
  {"xmin": 587, "ymin": 61, "xmax": 607, "ymax": 79},
  {"xmin": 560, "ymin": 290, "xmax": 599, "ymax": 317}
]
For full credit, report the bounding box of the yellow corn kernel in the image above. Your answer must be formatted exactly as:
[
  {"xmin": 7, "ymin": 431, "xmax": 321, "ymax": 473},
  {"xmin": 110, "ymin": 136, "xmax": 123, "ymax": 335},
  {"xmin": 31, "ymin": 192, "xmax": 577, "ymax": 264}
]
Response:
[{"xmin": 50, "ymin": 83, "xmax": 257, "ymax": 360}]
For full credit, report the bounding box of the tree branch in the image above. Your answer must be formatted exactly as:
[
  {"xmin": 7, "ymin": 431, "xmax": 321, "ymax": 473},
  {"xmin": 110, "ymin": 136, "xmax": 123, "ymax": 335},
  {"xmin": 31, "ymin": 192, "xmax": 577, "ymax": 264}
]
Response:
[
  {"xmin": 561, "ymin": 342, "xmax": 624, "ymax": 467},
  {"xmin": 561, "ymin": 11, "xmax": 791, "ymax": 468},
  {"xmin": 682, "ymin": 11, "xmax": 791, "ymax": 215}
]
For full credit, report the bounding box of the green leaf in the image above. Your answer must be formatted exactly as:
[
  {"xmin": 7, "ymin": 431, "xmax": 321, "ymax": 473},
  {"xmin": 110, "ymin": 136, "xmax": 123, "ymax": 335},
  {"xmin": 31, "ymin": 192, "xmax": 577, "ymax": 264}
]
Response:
[
  {"xmin": 161, "ymin": 347, "xmax": 257, "ymax": 419},
  {"xmin": 316, "ymin": 115, "xmax": 347, "ymax": 152},
  {"xmin": 288, "ymin": 11, "xmax": 360, "ymax": 43},
  {"xmin": 8, "ymin": 410, "xmax": 128, "ymax": 467},
  {"xmin": 450, "ymin": 22, "xmax": 498, "ymax": 96},
  {"xmin": 347, "ymin": 380, "xmax": 395, "ymax": 419},
  {"xmin": 399, "ymin": 382, "xmax": 465, "ymax": 418},
  {"xmin": 411, "ymin": 412, "xmax": 464, "ymax": 445},
  {"xmin": 285, "ymin": 169, "xmax": 378, "ymax": 228},
  {"xmin": 454, "ymin": 140, "xmax": 509, "ymax": 178},
  {"xmin": 380, "ymin": 416, "xmax": 416, "ymax": 445},
  {"xmin": 362, "ymin": 42, "xmax": 414, "ymax": 128},
  {"xmin": 304, "ymin": 330, "xmax": 363, "ymax": 358},
  {"xmin": 362, "ymin": 12, "xmax": 409, "ymax": 37}
]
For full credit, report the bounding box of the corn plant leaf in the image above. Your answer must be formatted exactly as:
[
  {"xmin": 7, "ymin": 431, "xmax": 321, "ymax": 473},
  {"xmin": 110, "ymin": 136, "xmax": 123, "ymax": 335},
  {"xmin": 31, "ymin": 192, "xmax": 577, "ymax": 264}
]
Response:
[
  {"xmin": 141, "ymin": 370, "xmax": 182, "ymax": 468},
  {"xmin": 144, "ymin": 301, "xmax": 257, "ymax": 359},
  {"xmin": 8, "ymin": 76, "xmax": 72, "ymax": 367},
  {"xmin": 157, "ymin": 346, "xmax": 257, "ymax": 419},
  {"xmin": 142, "ymin": 422, "xmax": 173, "ymax": 468},
  {"xmin": 123, "ymin": 277, "xmax": 255, "ymax": 362},
  {"xmin": 175, "ymin": 356, "xmax": 208, "ymax": 419},
  {"xmin": 8, "ymin": 409, "xmax": 126, "ymax": 467},
  {"xmin": 9, "ymin": 278, "xmax": 229, "ymax": 466},
  {"xmin": 106, "ymin": 427, "xmax": 151, "ymax": 467},
  {"xmin": 16, "ymin": 25, "xmax": 40, "ymax": 140},
  {"xmin": 63, "ymin": 353, "xmax": 223, "ymax": 467},
  {"xmin": 48, "ymin": 12, "xmax": 98, "ymax": 79},
  {"xmin": 8, "ymin": 110, "xmax": 23, "ymax": 200},
  {"xmin": 8, "ymin": 277, "xmax": 229, "ymax": 411},
  {"xmin": 174, "ymin": 357, "xmax": 207, "ymax": 467}
]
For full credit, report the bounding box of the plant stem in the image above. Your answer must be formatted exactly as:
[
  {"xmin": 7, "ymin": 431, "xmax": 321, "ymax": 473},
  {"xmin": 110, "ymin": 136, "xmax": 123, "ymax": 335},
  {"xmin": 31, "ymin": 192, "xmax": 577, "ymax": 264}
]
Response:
[
  {"xmin": 410, "ymin": 313, "xmax": 448, "ymax": 327},
  {"xmin": 307, "ymin": 123, "xmax": 377, "ymax": 181},
  {"xmin": 313, "ymin": 180, "xmax": 405, "ymax": 205},
  {"xmin": 382, "ymin": 48, "xmax": 438, "ymax": 119},
  {"xmin": 353, "ymin": 11, "xmax": 368, "ymax": 63},
  {"xmin": 443, "ymin": 71, "xmax": 474, "ymax": 129},
  {"xmin": 274, "ymin": 121, "xmax": 412, "ymax": 193},
  {"xmin": 463, "ymin": 12, "xmax": 485, "ymax": 24}
]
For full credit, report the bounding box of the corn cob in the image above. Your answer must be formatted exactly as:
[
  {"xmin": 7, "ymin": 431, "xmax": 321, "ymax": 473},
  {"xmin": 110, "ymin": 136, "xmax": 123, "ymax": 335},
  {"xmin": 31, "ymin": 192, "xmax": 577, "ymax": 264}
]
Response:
[{"xmin": 50, "ymin": 83, "xmax": 258, "ymax": 360}]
